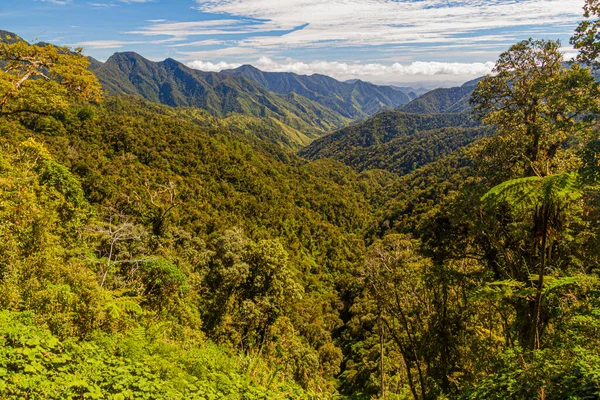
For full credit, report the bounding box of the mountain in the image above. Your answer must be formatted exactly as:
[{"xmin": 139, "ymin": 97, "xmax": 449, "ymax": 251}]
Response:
[
  {"xmin": 299, "ymin": 110, "xmax": 488, "ymax": 175},
  {"xmin": 89, "ymin": 53, "xmax": 351, "ymax": 135},
  {"xmin": 87, "ymin": 56, "xmax": 104, "ymax": 70},
  {"xmin": 221, "ymin": 65, "xmax": 412, "ymax": 118},
  {"xmin": 0, "ymin": 30, "xmax": 22, "ymax": 44},
  {"xmin": 390, "ymin": 85, "xmax": 430, "ymax": 100},
  {"xmin": 398, "ymin": 80, "xmax": 479, "ymax": 114}
]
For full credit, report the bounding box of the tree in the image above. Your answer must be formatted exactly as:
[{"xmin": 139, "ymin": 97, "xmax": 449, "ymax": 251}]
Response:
[
  {"xmin": 360, "ymin": 234, "xmax": 431, "ymax": 400},
  {"xmin": 0, "ymin": 34, "xmax": 102, "ymax": 116},
  {"xmin": 471, "ymin": 39, "xmax": 598, "ymax": 180},
  {"xmin": 572, "ymin": 0, "xmax": 600, "ymax": 69},
  {"xmin": 482, "ymin": 173, "xmax": 585, "ymax": 349},
  {"xmin": 471, "ymin": 38, "xmax": 600, "ymax": 350},
  {"xmin": 85, "ymin": 211, "xmax": 147, "ymax": 288}
]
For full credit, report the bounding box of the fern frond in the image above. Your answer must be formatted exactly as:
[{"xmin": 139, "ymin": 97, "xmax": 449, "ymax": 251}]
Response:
[
  {"xmin": 540, "ymin": 173, "xmax": 582, "ymax": 203},
  {"xmin": 482, "ymin": 173, "xmax": 582, "ymax": 213},
  {"xmin": 482, "ymin": 176, "xmax": 541, "ymax": 211}
]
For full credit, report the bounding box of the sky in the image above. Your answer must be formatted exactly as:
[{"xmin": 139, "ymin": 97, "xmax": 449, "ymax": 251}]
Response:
[{"xmin": 0, "ymin": 0, "xmax": 588, "ymax": 86}]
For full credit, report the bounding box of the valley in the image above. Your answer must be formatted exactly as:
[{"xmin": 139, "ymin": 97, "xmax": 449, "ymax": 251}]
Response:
[{"xmin": 1, "ymin": 3, "xmax": 600, "ymax": 398}]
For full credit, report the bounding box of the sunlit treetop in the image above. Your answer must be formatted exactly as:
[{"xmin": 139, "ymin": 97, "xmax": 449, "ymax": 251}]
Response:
[{"xmin": 0, "ymin": 34, "xmax": 103, "ymax": 116}]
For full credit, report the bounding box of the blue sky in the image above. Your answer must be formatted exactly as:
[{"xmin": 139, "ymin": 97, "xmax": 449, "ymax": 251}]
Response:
[{"xmin": 0, "ymin": 0, "xmax": 586, "ymax": 85}]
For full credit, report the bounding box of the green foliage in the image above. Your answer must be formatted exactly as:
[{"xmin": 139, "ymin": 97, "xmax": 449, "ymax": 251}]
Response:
[
  {"xmin": 90, "ymin": 53, "xmax": 350, "ymax": 135},
  {"xmin": 572, "ymin": 0, "xmax": 600, "ymax": 69},
  {"xmin": 140, "ymin": 257, "xmax": 188, "ymax": 309},
  {"xmin": 481, "ymin": 173, "xmax": 582, "ymax": 213},
  {"xmin": 400, "ymin": 84, "xmax": 476, "ymax": 114},
  {"xmin": 4, "ymin": 7, "xmax": 600, "ymax": 398},
  {"xmin": 0, "ymin": 310, "xmax": 311, "ymax": 399},
  {"xmin": 0, "ymin": 36, "xmax": 102, "ymax": 115},
  {"xmin": 300, "ymin": 109, "xmax": 488, "ymax": 175},
  {"xmin": 472, "ymin": 38, "xmax": 598, "ymax": 179}
]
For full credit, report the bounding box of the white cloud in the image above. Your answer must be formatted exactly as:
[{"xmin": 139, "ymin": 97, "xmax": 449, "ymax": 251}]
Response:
[
  {"xmin": 76, "ymin": 40, "xmax": 139, "ymax": 49},
  {"xmin": 74, "ymin": 36, "xmax": 183, "ymax": 49},
  {"xmin": 188, "ymin": 60, "xmax": 242, "ymax": 71},
  {"xmin": 127, "ymin": 19, "xmax": 277, "ymax": 37},
  {"xmin": 40, "ymin": 0, "xmax": 72, "ymax": 4},
  {"xmin": 188, "ymin": 56, "xmax": 496, "ymax": 84},
  {"xmin": 189, "ymin": 0, "xmax": 585, "ymax": 48}
]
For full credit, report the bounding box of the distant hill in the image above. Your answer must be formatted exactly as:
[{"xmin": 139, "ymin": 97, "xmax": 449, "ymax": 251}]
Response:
[
  {"xmin": 221, "ymin": 65, "xmax": 412, "ymax": 119},
  {"xmin": 461, "ymin": 76, "xmax": 485, "ymax": 87},
  {"xmin": 390, "ymin": 85, "xmax": 430, "ymax": 100},
  {"xmin": 399, "ymin": 82, "xmax": 478, "ymax": 114},
  {"xmin": 89, "ymin": 53, "xmax": 351, "ymax": 135},
  {"xmin": 299, "ymin": 110, "xmax": 489, "ymax": 175},
  {"xmin": 0, "ymin": 30, "xmax": 22, "ymax": 44}
]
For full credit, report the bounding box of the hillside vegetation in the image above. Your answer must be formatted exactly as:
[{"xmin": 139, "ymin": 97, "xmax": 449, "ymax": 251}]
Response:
[
  {"xmin": 300, "ymin": 110, "xmax": 488, "ymax": 175},
  {"xmin": 222, "ymin": 65, "xmax": 411, "ymax": 119},
  {"xmin": 3, "ymin": 3, "xmax": 600, "ymax": 398},
  {"xmin": 90, "ymin": 52, "xmax": 350, "ymax": 136},
  {"xmin": 399, "ymin": 83, "xmax": 477, "ymax": 114}
]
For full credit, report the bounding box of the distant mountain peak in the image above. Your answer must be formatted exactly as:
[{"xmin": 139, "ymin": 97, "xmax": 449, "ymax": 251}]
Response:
[
  {"xmin": 221, "ymin": 65, "xmax": 412, "ymax": 118},
  {"xmin": 461, "ymin": 76, "xmax": 485, "ymax": 87},
  {"xmin": 0, "ymin": 30, "xmax": 23, "ymax": 44},
  {"xmin": 400, "ymin": 84, "xmax": 476, "ymax": 114},
  {"xmin": 234, "ymin": 64, "xmax": 262, "ymax": 72}
]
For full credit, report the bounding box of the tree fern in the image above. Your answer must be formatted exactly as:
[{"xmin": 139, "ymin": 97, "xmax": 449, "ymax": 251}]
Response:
[
  {"xmin": 481, "ymin": 173, "xmax": 582, "ymax": 213},
  {"xmin": 481, "ymin": 172, "xmax": 585, "ymax": 349},
  {"xmin": 103, "ymin": 290, "xmax": 143, "ymax": 320}
]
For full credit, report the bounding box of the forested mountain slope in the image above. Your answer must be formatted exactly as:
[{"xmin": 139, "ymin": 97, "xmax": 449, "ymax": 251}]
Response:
[
  {"xmin": 222, "ymin": 64, "xmax": 412, "ymax": 118},
  {"xmin": 89, "ymin": 52, "xmax": 350, "ymax": 135},
  {"xmin": 5, "ymin": 9, "xmax": 600, "ymax": 399},
  {"xmin": 399, "ymin": 82, "xmax": 478, "ymax": 114},
  {"xmin": 300, "ymin": 109, "xmax": 489, "ymax": 174},
  {"xmin": 0, "ymin": 92, "xmax": 384, "ymax": 397}
]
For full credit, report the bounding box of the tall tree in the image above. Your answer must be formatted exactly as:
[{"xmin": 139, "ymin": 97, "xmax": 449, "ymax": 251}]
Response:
[
  {"xmin": 471, "ymin": 38, "xmax": 600, "ymax": 349},
  {"xmin": 471, "ymin": 39, "xmax": 597, "ymax": 180},
  {"xmin": 0, "ymin": 35, "xmax": 102, "ymax": 116},
  {"xmin": 572, "ymin": 0, "xmax": 600, "ymax": 70}
]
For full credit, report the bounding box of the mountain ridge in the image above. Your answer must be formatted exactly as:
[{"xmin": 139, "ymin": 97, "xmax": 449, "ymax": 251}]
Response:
[
  {"xmin": 221, "ymin": 64, "xmax": 413, "ymax": 119},
  {"xmin": 89, "ymin": 52, "xmax": 352, "ymax": 135}
]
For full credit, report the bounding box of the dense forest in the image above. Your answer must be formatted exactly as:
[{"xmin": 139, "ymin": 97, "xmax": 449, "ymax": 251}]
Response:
[{"xmin": 2, "ymin": 1, "xmax": 600, "ymax": 399}]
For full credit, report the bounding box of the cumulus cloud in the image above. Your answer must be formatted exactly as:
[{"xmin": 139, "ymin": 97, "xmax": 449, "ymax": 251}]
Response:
[
  {"xmin": 188, "ymin": 60, "xmax": 242, "ymax": 71},
  {"xmin": 188, "ymin": 57, "xmax": 496, "ymax": 84}
]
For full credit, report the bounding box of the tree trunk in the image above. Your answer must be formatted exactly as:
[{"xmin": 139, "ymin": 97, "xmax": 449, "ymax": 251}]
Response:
[
  {"xmin": 380, "ymin": 320, "xmax": 385, "ymax": 399},
  {"xmin": 533, "ymin": 205, "xmax": 550, "ymax": 350}
]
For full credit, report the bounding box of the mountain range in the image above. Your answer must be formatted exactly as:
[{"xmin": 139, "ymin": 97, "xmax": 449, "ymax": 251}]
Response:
[
  {"xmin": 89, "ymin": 52, "xmax": 421, "ymax": 136},
  {"xmin": 3, "ymin": 29, "xmax": 486, "ymax": 178},
  {"xmin": 299, "ymin": 109, "xmax": 487, "ymax": 175},
  {"xmin": 86, "ymin": 48, "xmax": 484, "ymax": 177},
  {"xmin": 221, "ymin": 64, "xmax": 413, "ymax": 118},
  {"xmin": 399, "ymin": 81, "xmax": 478, "ymax": 114}
]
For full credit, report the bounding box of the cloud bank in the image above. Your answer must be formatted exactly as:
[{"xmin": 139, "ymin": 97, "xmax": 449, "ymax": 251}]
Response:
[{"xmin": 188, "ymin": 57, "xmax": 496, "ymax": 84}]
